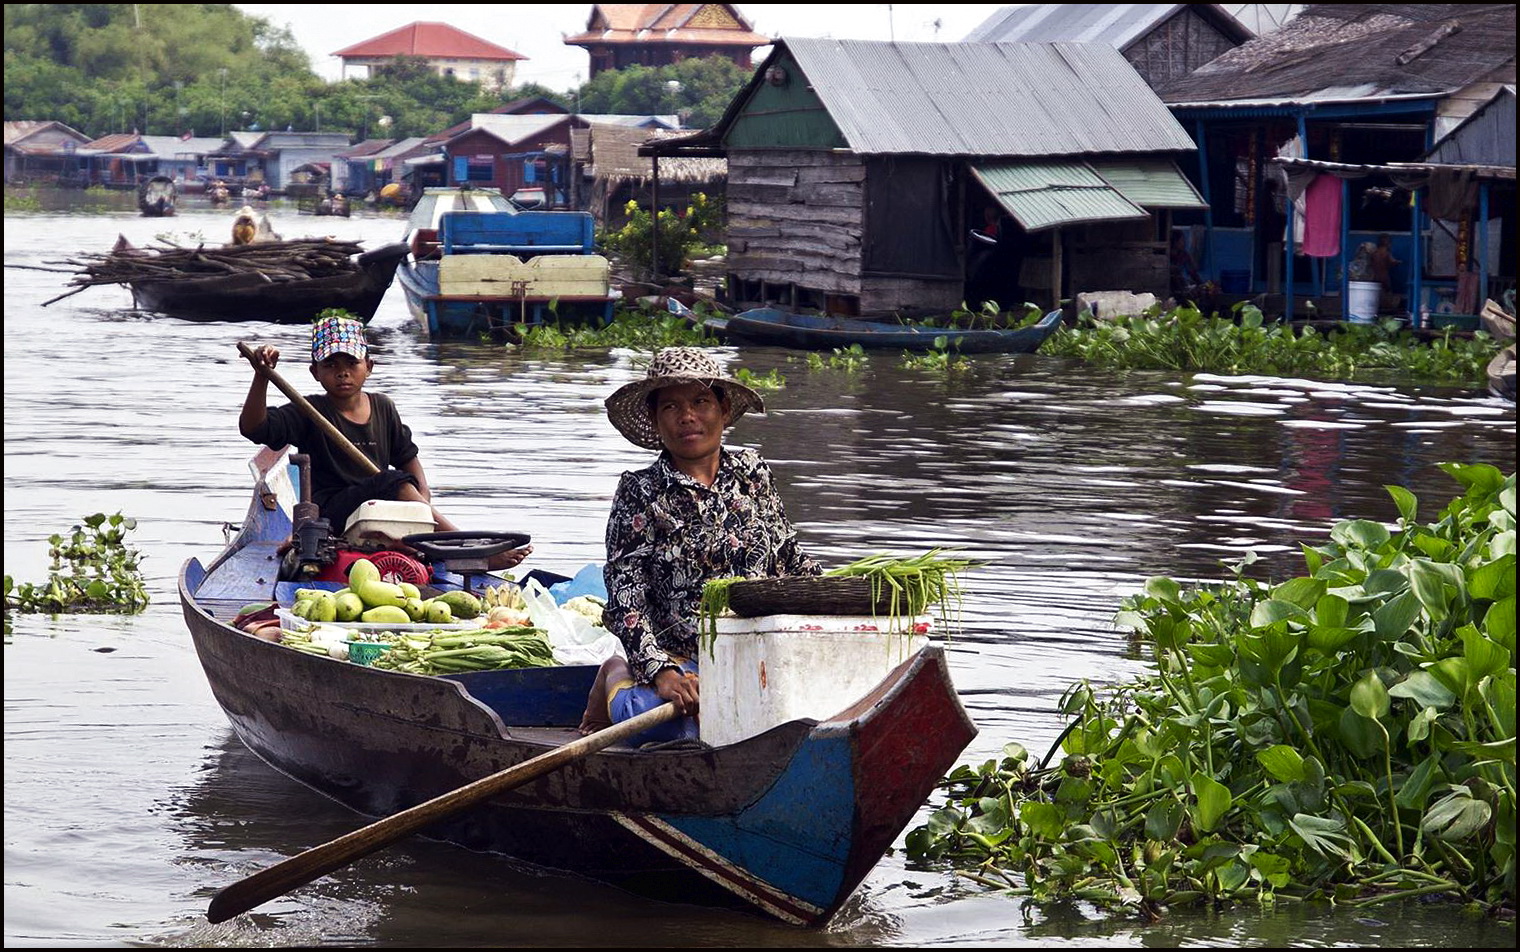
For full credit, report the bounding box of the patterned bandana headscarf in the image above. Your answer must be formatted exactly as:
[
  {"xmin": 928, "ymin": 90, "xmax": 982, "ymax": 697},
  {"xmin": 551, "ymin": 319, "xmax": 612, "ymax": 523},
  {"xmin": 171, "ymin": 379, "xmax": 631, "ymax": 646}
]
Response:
[{"xmin": 311, "ymin": 315, "xmax": 368, "ymax": 363}]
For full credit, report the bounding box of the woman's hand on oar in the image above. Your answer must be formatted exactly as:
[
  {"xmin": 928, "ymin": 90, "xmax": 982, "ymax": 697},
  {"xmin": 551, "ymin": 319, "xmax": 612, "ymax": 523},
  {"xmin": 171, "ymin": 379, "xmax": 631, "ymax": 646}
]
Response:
[{"xmin": 205, "ymin": 701, "xmax": 679, "ymax": 924}]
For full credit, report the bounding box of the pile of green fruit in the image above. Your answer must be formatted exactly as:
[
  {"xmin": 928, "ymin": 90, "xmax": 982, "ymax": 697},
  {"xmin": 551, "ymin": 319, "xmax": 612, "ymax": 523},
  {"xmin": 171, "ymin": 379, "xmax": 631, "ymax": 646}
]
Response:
[{"xmin": 289, "ymin": 558, "xmax": 482, "ymax": 625}]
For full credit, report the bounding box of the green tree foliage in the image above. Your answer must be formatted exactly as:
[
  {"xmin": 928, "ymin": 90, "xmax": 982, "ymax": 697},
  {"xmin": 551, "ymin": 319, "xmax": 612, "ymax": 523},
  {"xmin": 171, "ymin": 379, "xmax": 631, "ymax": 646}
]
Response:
[
  {"xmin": 577, "ymin": 56, "xmax": 748, "ymax": 128},
  {"xmin": 2, "ymin": 5, "xmax": 587, "ymax": 139}
]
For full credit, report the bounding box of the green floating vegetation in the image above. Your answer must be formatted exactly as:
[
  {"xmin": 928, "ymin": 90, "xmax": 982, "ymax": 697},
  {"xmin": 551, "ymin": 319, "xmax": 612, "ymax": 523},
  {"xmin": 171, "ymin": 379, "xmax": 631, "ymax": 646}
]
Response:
[
  {"xmin": 908, "ymin": 462, "xmax": 1516, "ymax": 919},
  {"xmin": 512, "ymin": 304, "xmax": 713, "ymax": 350},
  {"xmin": 1041, "ymin": 303, "xmax": 1502, "ymax": 385},
  {"xmin": 4, "ymin": 512, "xmax": 150, "ymax": 618}
]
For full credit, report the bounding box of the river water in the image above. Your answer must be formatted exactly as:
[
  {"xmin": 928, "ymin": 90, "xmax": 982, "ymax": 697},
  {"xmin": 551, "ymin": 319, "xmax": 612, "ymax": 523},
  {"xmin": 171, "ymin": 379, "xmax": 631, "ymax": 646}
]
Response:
[{"xmin": 4, "ymin": 191, "xmax": 1515, "ymax": 947}]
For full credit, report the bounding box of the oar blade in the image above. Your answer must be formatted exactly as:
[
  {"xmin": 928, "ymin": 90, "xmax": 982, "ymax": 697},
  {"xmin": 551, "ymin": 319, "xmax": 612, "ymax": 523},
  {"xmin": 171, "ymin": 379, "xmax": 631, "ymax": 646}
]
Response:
[{"xmin": 205, "ymin": 701, "xmax": 679, "ymax": 923}]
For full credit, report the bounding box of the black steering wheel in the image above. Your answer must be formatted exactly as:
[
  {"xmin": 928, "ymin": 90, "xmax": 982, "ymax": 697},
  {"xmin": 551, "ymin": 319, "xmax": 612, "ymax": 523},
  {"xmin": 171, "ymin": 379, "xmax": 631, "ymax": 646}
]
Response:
[{"xmin": 402, "ymin": 531, "xmax": 531, "ymax": 561}]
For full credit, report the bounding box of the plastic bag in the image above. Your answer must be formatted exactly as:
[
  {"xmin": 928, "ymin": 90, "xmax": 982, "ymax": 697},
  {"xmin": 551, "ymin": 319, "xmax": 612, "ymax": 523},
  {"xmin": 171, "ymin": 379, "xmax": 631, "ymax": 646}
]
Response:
[
  {"xmin": 548, "ymin": 562, "xmax": 607, "ymax": 605},
  {"xmin": 522, "ymin": 577, "xmax": 623, "ymax": 666}
]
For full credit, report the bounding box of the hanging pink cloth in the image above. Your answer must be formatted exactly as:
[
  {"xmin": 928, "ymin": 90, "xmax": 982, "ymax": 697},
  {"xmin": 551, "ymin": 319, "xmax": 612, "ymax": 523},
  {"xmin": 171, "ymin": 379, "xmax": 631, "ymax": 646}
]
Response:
[{"xmin": 1300, "ymin": 174, "xmax": 1342, "ymax": 257}]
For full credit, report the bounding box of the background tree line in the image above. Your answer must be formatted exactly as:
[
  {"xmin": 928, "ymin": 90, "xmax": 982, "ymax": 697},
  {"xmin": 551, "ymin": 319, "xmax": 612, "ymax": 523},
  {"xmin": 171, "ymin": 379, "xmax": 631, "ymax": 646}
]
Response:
[{"xmin": 3, "ymin": 4, "xmax": 747, "ymax": 139}]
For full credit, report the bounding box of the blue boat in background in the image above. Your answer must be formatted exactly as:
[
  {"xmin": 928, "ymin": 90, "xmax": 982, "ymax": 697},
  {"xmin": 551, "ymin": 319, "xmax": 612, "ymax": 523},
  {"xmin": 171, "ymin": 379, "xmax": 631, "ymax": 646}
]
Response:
[
  {"xmin": 396, "ymin": 186, "xmax": 619, "ymax": 339},
  {"xmin": 716, "ymin": 307, "xmax": 1065, "ymax": 354}
]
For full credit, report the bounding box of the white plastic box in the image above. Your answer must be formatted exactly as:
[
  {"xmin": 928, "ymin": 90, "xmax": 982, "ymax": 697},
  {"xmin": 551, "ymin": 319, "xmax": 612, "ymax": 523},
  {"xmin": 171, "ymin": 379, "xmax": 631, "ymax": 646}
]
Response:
[
  {"xmin": 696, "ymin": 614, "xmax": 930, "ymax": 747},
  {"xmin": 342, "ymin": 499, "xmax": 436, "ymax": 542}
]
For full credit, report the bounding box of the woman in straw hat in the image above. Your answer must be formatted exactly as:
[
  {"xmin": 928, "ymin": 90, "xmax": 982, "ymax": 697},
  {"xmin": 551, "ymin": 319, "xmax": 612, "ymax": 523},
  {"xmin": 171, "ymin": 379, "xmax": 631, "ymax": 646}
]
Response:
[{"xmin": 578, "ymin": 347, "xmax": 821, "ymax": 743}]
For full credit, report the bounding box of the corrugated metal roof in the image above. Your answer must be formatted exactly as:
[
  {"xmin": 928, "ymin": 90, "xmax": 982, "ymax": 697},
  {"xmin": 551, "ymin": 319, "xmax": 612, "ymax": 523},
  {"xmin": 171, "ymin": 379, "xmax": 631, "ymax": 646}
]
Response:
[
  {"xmin": 1089, "ymin": 157, "xmax": 1208, "ymax": 208},
  {"xmin": 972, "ymin": 161, "xmax": 1148, "ymax": 232},
  {"xmin": 967, "ymin": 4, "xmax": 1186, "ymax": 48},
  {"xmin": 782, "ymin": 38, "xmax": 1197, "ymax": 157},
  {"xmin": 1156, "ymin": 4, "xmax": 1515, "ymax": 104},
  {"xmin": 457, "ymin": 114, "xmax": 567, "ymax": 147}
]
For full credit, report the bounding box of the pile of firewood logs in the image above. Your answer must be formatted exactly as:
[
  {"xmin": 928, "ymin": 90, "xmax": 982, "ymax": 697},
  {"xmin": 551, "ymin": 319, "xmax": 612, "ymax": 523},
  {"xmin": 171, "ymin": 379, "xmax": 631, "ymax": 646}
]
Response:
[{"xmin": 41, "ymin": 237, "xmax": 365, "ymax": 307}]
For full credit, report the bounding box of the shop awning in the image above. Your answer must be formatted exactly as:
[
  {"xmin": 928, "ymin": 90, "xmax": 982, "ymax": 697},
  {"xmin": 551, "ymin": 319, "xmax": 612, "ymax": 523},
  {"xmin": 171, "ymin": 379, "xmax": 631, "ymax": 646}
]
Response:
[{"xmin": 971, "ymin": 157, "xmax": 1205, "ymax": 232}]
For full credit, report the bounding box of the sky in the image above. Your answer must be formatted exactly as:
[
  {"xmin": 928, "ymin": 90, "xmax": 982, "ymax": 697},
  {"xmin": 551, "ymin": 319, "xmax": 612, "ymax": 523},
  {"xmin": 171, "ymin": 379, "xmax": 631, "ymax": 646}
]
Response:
[{"xmin": 233, "ymin": 4, "xmax": 1009, "ymax": 89}]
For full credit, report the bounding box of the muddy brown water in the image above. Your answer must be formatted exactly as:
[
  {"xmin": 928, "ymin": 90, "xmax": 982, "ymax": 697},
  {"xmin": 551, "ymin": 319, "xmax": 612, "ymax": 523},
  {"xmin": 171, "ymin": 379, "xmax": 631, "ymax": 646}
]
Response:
[{"xmin": 4, "ymin": 191, "xmax": 1514, "ymax": 946}]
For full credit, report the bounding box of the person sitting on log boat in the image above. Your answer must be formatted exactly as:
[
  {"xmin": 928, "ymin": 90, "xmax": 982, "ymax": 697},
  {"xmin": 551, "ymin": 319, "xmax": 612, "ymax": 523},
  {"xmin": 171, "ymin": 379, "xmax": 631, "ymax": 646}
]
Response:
[
  {"xmin": 238, "ymin": 315, "xmax": 532, "ymax": 571},
  {"xmin": 577, "ymin": 347, "xmax": 822, "ymax": 744},
  {"xmin": 231, "ymin": 205, "xmax": 258, "ymax": 246}
]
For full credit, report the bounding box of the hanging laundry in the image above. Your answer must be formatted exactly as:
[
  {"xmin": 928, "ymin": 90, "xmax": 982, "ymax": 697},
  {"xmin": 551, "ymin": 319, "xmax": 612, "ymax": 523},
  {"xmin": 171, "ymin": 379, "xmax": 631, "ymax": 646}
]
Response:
[{"xmin": 1300, "ymin": 173, "xmax": 1343, "ymax": 258}]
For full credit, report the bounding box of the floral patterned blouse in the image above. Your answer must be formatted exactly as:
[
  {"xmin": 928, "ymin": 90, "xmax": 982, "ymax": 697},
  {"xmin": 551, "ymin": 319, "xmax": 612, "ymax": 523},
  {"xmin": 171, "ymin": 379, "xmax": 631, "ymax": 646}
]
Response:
[{"xmin": 604, "ymin": 447, "xmax": 822, "ymax": 683}]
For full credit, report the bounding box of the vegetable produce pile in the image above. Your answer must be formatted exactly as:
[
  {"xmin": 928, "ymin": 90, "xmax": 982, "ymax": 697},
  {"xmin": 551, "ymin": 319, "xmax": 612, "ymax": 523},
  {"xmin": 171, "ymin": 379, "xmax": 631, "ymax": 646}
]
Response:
[
  {"xmin": 363, "ymin": 626, "xmax": 555, "ymax": 674},
  {"xmin": 289, "ymin": 557, "xmax": 482, "ymax": 624}
]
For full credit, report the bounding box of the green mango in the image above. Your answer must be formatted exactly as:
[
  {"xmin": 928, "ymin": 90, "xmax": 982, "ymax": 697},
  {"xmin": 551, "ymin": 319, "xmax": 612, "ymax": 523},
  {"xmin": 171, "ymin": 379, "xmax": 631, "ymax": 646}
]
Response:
[
  {"xmin": 360, "ymin": 604, "xmax": 412, "ymax": 624},
  {"xmin": 354, "ymin": 578, "xmax": 408, "ymax": 609},
  {"xmin": 434, "ymin": 590, "xmax": 482, "ymax": 619},
  {"xmin": 347, "ymin": 558, "xmax": 381, "ymax": 588},
  {"xmin": 402, "ymin": 596, "xmax": 426, "ymax": 622},
  {"xmin": 307, "ymin": 591, "xmax": 337, "ymax": 623},
  {"xmin": 424, "ymin": 599, "xmax": 453, "ymax": 624},
  {"xmin": 334, "ymin": 592, "xmax": 364, "ymax": 623}
]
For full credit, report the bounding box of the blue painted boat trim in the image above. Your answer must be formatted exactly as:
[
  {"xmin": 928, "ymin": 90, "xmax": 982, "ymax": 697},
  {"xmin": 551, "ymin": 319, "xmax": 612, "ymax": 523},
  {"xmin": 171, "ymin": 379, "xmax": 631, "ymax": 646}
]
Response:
[{"xmin": 652, "ymin": 732, "xmax": 854, "ymax": 910}]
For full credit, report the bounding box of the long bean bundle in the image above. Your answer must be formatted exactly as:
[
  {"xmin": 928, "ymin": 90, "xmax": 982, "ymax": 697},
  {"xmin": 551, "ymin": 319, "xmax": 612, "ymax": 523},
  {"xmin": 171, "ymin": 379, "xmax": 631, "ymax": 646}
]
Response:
[
  {"xmin": 823, "ymin": 548, "xmax": 980, "ymax": 630},
  {"xmin": 367, "ymin": 626, "xmax": 556, "ymax": 674}
]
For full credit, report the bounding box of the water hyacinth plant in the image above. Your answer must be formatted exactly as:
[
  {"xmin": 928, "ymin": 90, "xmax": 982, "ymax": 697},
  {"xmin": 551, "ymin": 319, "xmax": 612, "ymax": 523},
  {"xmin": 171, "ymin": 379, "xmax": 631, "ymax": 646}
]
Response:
[
  {"xmin": 3, "ymin": 512, "xmax": 150, "ymax": 619},
  {"xmin": 907, "ymin": 462, "xmax": 1515, "ymax": 919},
  {"xmin": 1042, "ymin": 302, "xmax": 1502, "ymax": 385}
]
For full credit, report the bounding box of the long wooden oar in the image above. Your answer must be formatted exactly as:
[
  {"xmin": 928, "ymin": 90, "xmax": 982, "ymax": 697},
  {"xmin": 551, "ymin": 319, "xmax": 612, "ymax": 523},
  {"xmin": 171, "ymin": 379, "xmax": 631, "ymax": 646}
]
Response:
[
  {"xmin": 206, "ymin": 701, "xmax": 679, "ymax": 923},
  {"xmin": 236, "ymin": 340, "xmax": 379, "ymax": 477}
]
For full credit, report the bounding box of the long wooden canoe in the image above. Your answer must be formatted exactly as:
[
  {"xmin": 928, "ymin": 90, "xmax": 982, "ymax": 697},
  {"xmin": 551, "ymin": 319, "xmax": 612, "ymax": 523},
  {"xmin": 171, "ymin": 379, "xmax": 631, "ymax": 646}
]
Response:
[
  {"xmin": 716, "ymin": 307, "xmax": 1063, "ymax": 354},
  {"xmin": 179, "ymin": 450, "xmax": 976, "ymax": 925}
]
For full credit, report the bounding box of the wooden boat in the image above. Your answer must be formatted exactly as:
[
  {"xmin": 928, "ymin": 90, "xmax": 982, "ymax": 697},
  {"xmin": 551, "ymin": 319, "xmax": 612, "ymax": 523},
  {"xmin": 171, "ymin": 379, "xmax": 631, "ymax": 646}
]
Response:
[
  {"xmin": 137, "ymin": 175, "xmax": 176, "ymax": 217},
  {"xmin": 179, "ymin": 449, "xmax": 976, "ymax": 925},
  {"xmin": 1489, "ymin": 344, "xmax": 1516, "ymax": 401},
  {"xmin": 396, "ymin": 185, "xmax": 617, "ymax": 339},
  {"xmin": 123, "ymin": 241, "xmax": 407, "ymax": 324},
  {"xmin": 716, "ymin": 307, "xmax": 1064, "ymax": 353}
]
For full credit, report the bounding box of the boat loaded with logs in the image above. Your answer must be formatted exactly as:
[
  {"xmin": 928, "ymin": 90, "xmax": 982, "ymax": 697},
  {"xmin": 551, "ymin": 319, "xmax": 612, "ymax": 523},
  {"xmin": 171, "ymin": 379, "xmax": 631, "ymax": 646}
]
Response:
[{"xmin": 40, "ymin": 235, "xmax": 408, "ymax": 324}]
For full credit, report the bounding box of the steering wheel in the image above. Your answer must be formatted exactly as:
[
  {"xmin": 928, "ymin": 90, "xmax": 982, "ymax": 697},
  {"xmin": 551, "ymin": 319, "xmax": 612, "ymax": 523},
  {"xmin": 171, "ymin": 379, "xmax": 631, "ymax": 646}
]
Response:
[{"xmin": 402, "ymin": 531, "xmax": 531, "ymax": 562}]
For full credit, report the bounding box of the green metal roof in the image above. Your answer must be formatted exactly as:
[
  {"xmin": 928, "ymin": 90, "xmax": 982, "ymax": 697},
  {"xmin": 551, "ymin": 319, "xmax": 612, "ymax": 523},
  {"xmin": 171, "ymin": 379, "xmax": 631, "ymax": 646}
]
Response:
[
  {"xmin": 971, "ymin": 161, "xmax": 1147, "ymax": 233},
  {"xmin": 1089, "ymin": 158, "xmax": 1208, "ymax": 209},
  {"xmin": 972, "ymin": 157, "xmax": 1205, "ymax": 232}
]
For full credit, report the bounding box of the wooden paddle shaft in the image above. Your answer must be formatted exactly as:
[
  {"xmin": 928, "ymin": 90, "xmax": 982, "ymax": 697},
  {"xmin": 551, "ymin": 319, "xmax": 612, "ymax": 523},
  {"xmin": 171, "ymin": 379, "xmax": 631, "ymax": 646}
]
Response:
[
  {"xmin": 205, "ymin": 701, "xmax": 680, "ymax": 924},
  {"xmin": 236, "ymin": 340, "xmax": 380, "ymax": 477}
]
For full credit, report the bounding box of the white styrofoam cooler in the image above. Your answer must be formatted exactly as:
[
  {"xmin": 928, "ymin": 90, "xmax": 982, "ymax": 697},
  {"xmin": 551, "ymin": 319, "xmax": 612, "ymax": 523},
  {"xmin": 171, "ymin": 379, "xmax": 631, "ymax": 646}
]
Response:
[
  {"xmin": 342, "ymin": 499, "xmax": 435, "ymax": 542},
  {"xmin": 697, "ymin": 613, "xmax": 931, "ymax": 747}
]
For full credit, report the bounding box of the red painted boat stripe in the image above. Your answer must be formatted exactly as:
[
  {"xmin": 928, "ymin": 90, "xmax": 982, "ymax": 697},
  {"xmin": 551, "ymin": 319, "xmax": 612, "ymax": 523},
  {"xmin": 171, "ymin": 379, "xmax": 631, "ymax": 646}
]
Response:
[{"xmin": 611, "ymin": 812, "xmax": 824, "ymax": 925}]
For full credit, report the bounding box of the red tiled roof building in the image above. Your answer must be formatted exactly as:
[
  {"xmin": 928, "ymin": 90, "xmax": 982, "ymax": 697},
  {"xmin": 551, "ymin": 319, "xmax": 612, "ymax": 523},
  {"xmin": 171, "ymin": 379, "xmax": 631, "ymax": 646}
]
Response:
[
  {"xmin": 564, "ymin": 4, "xmax": 772, "ymax": 78},
  {"xmin": 333, "ymin": 22, "xmax": 527, "ymax": 91}
]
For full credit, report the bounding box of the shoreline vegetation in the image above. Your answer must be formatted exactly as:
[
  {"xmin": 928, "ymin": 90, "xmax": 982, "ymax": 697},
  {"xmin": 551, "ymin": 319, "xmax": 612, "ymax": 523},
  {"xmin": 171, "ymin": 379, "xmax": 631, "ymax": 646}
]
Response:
[
  {"xmin": 904, "ymin": 462, "xmax": 1516, "ymax": 922},
  {"xmin": 513, "ymin": 299, "xmax": 1502, "ymax": 390}
]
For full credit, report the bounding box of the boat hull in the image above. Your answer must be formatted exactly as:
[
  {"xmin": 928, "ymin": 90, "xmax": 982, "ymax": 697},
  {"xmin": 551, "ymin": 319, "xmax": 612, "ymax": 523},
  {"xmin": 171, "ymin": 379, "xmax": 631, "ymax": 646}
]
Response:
[
  {"xmin": 719, "ymin": 307, "xmax": 1063, "ymax": 353},
  {"xmin": 129, "ymin": 243, "xmax": 407, "ymax": 324},
  {"xmin": 179, "ymin": 461, "xmax": 976, "ymax": 924},
  {"xmin": 396, "ymin": 257, "xmax": 617, "ymax": 340}
]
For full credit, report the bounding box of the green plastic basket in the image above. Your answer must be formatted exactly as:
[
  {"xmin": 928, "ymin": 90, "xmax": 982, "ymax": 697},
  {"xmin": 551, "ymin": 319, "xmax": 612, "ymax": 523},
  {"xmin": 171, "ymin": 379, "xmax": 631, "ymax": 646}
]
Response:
[{"xmin": 347, "ymin": 641, "xmax": 391, "ymax": 666}]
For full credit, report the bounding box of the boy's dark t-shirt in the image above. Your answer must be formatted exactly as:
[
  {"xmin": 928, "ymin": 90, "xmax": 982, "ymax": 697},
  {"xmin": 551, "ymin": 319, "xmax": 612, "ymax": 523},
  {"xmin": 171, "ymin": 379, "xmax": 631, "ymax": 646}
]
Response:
[{"xmin": 247, "ymin": 392, "xmax": 420, "ymax": 511}]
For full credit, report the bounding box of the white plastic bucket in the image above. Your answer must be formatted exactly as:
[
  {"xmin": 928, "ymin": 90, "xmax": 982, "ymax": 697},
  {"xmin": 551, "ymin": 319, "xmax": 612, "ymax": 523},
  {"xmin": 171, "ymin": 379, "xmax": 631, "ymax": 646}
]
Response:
[
  {"xmin": 1347, "ymin": 280, "xmax": 1380, "ymax": 323},
  {"xmin": 697, "ymin": 614, "xmax": 930, "ymax": 747}
]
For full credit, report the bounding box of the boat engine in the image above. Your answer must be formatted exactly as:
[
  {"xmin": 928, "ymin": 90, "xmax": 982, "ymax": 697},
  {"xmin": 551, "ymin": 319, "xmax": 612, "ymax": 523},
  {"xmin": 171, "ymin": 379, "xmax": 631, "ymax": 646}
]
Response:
[{"xmin": 281, "ymin": 453, "xmax": 431, "ymax": 585}]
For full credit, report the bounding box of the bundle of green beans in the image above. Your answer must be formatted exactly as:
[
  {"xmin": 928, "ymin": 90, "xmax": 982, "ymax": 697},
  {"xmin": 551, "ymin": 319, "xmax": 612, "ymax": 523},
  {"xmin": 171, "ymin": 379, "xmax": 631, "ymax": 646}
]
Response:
[
  {"xmin": 366, "ymin": 626, "xmax": 556, "ymax": 675},
  {"xmin": 822, "ymin": 548, "xmax": 980, "ymax": 627}
]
